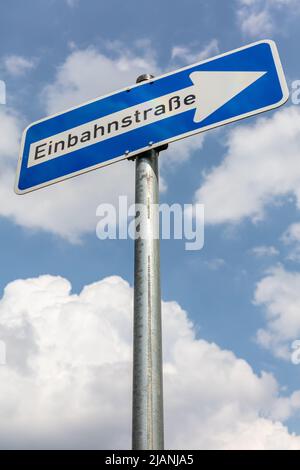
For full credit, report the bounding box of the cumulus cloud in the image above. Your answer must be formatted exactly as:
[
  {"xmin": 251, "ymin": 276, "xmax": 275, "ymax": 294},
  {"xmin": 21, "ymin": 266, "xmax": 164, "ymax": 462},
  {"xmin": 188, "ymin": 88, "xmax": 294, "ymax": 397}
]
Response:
[
  {"xmin": 282, "ymin": 222, "xmax": 300, "ymax": 261},
  {"xmin": 204, "ymin": 258, "xmax": 226, "ymax": 270},
  {"xmin": 0, "ymin": 107, "xmax": 21, "ymax": 159},
  {"xmin": 282, "ymin": 223, "xmax": 300, "ymax": 245},
  {"xmin": 194, "ymin": 106, "xmax": 300, "ymax": 226},
  {"xmin": 4, "ymin": 55, "xmax": 35, "ymax": 76},
  {"xmin": 237, "ymin": 0, "xmax": 300, "ymax": 37},
  {"xmin": 254, "ymin": 265, "xmax": 300, "ymax": 359},
  {"xmin": 238, "ymin": 5, "xmax": 273, "ymax": 37},
  {"xmin": 252, "ymin": 245, "xmax": 279, "ymax": 257},
  {"xmin": 0, "ymin": 273, "xmax": 300, "ymax": 449},
  {"xmin": 171, "ymin": 39, "xmax": 219, "ymax": 66},
  {"xmin": 160, "ymin": 133, "xmax": 204, "ymax": 168},
  {"xmin": 42, "ymin": 44, "xmax": 160, "ymax": 115}
]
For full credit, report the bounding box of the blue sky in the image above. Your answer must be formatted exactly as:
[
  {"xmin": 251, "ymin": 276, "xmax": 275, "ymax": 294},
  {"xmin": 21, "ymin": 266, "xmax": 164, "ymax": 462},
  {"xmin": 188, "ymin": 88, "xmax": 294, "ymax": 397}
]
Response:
[{"xmin": 1, "ymin": 0, "xmax": 300, "ymax": 449}]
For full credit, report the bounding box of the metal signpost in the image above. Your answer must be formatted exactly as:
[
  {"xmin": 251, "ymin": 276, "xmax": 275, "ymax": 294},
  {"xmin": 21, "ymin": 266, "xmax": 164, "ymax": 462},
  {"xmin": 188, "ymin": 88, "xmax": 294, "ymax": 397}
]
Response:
[
  {"xmin": 15, "ymin": 40, "xmax": 289, "ymax": 450},
  {"xmin": 132, "ymin": 74, "xmax": 165, "ymax": 450},
  {"xmin": 132, "ymin": 147, "xmax": 163, "ymax": 450}
]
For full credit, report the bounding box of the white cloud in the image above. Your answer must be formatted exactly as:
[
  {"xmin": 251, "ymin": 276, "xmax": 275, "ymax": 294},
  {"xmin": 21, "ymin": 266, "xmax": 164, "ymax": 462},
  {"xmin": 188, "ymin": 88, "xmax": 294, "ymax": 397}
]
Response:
[
  {"xmin": 171, "ymin": 39, "xmax": 219, "ymax": 66},
  {"xmin": 270, "ymin": 391, "xmax": 300, "ymax": 421},
  {"xmin": 4, "ymin": 55, "xmax": 35, "ymax": 76},
  {"xmin": 2, "ymin": 162, "xmax": 135, "ymax": 243},
  {"xmin": 254, "ymin": 265, "xmax": 300, "ymax": 359},
  {"xmin": 194, "ymin": 106, "xmax": 300, "ymax": 226},
  {"xmin": 282, "ymin": 223, "xmax": 300, "ymax": 244},
  {"xmin": 237, "ymin": 0, "xmax": 300, "ymax": 37},
  {"xmin": 238, "ymin": 7, "xmax": 273, "ymax": 37},
  {"xmin": 42, "ymin": 45, "xmax": 160, "ymax": 115},
  {"xmin": 161, "ymin": 133, "xmax": 204, "ymax": 168},
  {"xmin": 0, "ymin": 273, "xmax": 300, "ymax": 448},
  {"xmin": 282, "ymin": 223, "xmax": 300, "ymax": 261},
  {"xmin": 204, "ymin": 258, "xmax": 226, "ymax": 270},
  {"xmin": 0, "ymin": 107, "xmax": 21, "ymax": 159},
  {"xmin": 252, "ymin": 245, "xmax": 279, "ymax": 257}
]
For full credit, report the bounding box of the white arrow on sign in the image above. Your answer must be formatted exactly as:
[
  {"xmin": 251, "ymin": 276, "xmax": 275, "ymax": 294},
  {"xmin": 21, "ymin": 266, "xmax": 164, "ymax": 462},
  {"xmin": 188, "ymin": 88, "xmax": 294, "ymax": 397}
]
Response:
[
  {"xmin": 28, "ymin": 70, "xmax": 266, "ymax": 168},
  {"xmin": 191, "ymin": 71, "xmax": 266, "ymax": 122}
]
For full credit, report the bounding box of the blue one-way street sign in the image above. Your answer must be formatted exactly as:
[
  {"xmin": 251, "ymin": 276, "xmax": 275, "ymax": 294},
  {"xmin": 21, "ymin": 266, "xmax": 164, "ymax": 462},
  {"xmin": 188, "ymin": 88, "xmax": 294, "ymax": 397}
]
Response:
[{"xmin": 15, "ymin": 40, "xmax": 288, "ymax": 194}]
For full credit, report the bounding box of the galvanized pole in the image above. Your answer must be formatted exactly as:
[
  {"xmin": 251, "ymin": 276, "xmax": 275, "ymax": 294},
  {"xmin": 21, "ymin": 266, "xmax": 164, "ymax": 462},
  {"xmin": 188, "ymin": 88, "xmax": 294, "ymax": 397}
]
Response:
[{"xmin": 132, "ymin": 74, "xmax": 164, "ymax": 450}]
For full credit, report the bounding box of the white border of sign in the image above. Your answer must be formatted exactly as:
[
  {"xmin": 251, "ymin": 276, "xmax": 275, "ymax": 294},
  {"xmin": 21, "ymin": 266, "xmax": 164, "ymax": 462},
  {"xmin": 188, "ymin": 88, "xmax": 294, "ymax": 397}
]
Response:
[{"xmin": 15, "ymin": 40, "xmax": 289, "ymax": 194}]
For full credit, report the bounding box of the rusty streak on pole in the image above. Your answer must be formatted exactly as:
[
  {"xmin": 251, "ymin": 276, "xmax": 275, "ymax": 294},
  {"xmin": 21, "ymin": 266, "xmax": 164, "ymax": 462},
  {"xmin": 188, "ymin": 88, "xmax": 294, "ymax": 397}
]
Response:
[{"xmin": 132, "ymin": 74, "xmax": 164, "ymax": 450}]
